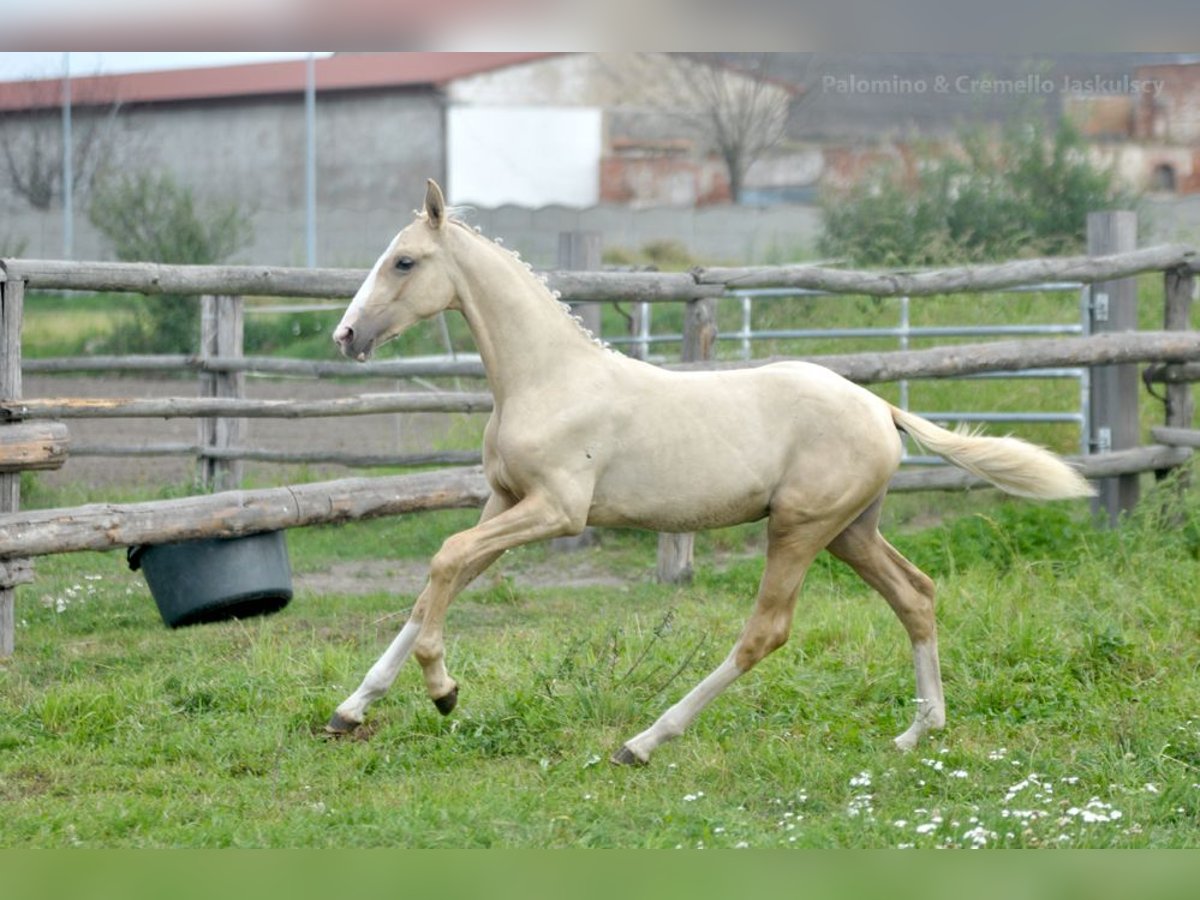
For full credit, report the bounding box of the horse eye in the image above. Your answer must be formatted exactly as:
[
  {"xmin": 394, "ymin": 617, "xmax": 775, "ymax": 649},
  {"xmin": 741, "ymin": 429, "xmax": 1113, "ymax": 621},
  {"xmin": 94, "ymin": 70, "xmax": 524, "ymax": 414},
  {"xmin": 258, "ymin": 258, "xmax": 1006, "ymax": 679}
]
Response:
[{"xmin": 395, "ymin": 256, "xmax": 416, "ymax": 272}]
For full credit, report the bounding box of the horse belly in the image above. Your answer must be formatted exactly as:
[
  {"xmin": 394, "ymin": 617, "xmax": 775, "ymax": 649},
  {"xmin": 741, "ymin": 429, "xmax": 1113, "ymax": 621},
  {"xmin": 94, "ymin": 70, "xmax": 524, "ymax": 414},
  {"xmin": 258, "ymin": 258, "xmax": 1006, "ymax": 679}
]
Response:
[{"xmin": 586, "ymin": 427, "xmax": 780, "ymax": 532}]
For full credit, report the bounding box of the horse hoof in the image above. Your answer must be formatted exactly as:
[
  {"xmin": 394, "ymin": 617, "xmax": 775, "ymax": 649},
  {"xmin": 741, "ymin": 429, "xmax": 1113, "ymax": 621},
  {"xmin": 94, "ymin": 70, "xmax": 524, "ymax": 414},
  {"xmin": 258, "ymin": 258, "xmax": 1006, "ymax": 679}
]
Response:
[
  {"xmin": 325, "ymin": 711, "xmax": 362, "ymax": 735},
  {"xmin": 433, "ymin": 686, "xmax": 458, "ymax": 716},
  {"xmin": 610, "ymin": 745, "xmax": 647, "ymax": 767}
]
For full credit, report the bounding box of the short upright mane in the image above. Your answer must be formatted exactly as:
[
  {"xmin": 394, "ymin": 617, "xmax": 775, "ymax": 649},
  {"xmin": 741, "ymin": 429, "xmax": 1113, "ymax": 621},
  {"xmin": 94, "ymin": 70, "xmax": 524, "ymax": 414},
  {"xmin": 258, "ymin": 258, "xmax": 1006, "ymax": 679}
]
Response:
[{"xmin": 445, "ymin": 215, "xmax": 610, "ymax": 351}]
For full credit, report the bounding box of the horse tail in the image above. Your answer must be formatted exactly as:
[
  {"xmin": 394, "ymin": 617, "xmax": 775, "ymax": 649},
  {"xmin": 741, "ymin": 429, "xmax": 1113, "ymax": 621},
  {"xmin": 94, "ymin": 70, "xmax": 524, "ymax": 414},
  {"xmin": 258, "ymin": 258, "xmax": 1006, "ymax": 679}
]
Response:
[{"xmin": 889, "ymin": 405, "xmax": 1095, "ymax": 500}]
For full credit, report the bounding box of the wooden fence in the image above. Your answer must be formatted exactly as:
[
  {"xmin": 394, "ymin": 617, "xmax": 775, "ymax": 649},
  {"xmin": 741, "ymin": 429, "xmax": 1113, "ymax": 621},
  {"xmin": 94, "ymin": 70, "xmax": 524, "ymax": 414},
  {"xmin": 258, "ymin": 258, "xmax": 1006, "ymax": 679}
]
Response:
[{"xmin": 1, "ymin": 224, "xmax": 1198, "ymax": 656}]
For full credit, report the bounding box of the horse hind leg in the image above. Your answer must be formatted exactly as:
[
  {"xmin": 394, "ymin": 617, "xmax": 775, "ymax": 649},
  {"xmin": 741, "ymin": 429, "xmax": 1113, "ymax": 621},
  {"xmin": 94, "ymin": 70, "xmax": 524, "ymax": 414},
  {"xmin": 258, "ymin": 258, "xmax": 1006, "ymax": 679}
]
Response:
[
  {"xmin": 613, "ymin": 518, "xmax": 822, "ymax": 765},
  {"xmin": 826, "ymin": 500, "xmax": 945, "ymax": 750}
]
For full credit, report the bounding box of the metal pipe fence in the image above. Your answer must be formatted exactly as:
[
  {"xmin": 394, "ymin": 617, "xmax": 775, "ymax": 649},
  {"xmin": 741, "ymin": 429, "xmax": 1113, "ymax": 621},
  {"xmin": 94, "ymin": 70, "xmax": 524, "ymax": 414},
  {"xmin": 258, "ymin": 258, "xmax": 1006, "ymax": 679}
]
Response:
[{"xmin": 608, "ymin": 281, "xmax": 1092, "ymax": 463}]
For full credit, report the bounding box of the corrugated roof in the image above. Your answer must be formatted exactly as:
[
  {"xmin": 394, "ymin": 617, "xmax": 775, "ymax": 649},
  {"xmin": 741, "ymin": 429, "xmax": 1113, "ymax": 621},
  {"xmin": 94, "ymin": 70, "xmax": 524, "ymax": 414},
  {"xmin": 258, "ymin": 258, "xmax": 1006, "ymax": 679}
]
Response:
[{"xmin": 0, "ymin": 52, "xmax": 558, "ymax": 112}]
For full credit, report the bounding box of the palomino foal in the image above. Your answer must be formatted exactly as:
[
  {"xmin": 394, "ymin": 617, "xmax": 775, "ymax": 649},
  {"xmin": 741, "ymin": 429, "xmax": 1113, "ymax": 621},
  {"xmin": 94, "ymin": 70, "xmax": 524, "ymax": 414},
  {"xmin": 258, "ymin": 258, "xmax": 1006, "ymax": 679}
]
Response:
[{"xmin": 328, "ymin": 180, "xmax": 1094, "ymax": 764}]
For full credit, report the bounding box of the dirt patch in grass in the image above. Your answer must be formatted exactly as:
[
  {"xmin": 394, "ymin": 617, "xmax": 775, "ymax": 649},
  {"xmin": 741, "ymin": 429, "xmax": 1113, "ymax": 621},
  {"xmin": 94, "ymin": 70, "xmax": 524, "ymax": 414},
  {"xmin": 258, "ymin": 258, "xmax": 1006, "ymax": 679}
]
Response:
[{"xmin": 294, "ymin": 551, "xmax": 633, "ymax": 599}]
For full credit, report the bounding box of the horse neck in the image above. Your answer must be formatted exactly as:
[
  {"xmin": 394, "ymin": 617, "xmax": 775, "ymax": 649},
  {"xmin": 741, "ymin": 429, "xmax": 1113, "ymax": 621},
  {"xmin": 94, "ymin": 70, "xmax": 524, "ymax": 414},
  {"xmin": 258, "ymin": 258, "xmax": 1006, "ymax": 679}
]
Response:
[{"xmin": 448, "ymin": 226, "xmax": 608, "ymax": 402}]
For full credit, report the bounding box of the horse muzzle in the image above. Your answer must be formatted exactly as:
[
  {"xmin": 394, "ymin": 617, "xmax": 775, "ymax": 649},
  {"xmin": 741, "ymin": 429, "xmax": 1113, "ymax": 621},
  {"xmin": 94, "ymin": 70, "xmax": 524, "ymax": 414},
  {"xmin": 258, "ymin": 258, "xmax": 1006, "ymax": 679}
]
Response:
[{"xmin": 332, "ymin": 323, "xmax": 374, "ymax": 362}]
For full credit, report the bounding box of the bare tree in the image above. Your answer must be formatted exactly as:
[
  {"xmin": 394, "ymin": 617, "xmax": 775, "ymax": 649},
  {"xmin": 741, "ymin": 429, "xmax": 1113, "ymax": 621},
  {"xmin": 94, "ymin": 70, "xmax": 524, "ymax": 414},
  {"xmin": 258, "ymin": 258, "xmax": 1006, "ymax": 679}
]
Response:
[
  {"xmin": 604, "ymin": 53, "xmax": 806, "ymax": 203},
  {"xmin": 0, "ymin": 75, "xmax": 122, "ymax": 211}
]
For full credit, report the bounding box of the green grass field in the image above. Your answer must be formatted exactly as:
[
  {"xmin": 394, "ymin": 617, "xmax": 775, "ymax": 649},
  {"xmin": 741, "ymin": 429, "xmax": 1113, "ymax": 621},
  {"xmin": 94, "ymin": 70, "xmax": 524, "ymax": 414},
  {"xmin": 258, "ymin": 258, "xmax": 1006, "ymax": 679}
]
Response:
[{"xmin": 3, "ymin": 476, "xmax": 1200, "ymax": 848}]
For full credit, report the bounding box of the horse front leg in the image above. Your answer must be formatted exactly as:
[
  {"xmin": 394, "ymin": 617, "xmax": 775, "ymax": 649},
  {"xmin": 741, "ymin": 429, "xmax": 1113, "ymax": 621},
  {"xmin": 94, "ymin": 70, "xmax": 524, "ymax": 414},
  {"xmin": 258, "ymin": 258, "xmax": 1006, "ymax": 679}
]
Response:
[
  {"xmin": 325, "ymin": 492, "xmax": 512, "ymax": 733},
  {"xmin": 327, "ymin": 487, "xmax": 585, "ymax": 733}
]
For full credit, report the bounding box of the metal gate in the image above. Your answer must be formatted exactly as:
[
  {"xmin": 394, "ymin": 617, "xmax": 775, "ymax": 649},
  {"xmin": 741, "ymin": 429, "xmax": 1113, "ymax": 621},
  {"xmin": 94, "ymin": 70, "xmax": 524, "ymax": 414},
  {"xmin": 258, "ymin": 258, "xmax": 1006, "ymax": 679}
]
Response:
[{"xmin": 608, "ymin": 282, "xmax": 1091, "ymax": 464}]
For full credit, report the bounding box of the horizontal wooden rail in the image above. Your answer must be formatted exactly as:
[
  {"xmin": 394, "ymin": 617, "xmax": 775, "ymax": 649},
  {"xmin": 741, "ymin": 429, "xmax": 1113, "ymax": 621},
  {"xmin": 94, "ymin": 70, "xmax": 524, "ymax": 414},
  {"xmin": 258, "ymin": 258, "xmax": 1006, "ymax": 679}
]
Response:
[
  {"xmin": 1144, "ymin": 362, "xmax": 1200, "ymax": 385},
  {"xmin": 1, "ymin": 392, "xmax": 494, "ymax": 421},
  {"xmin": 0, "ymin": 466, "xmax": 492, "ymax": 559},
  {"xmin": 699, "ymin": 244, "xmax": 1195, "ymax": 296},
  {"xmin": 4, "ymin": 244, "xmax": 1193, "ymax": 303},
  {"xmin": 23, "ymin": 354, "xmax": 489, "ymax": 379},
  {"xmin": 2, "ymin": 258, "xmax": 720, "ymax": 304},
  {"xmin": 672, "ymin": 331, "xmax": 1200, "ymax": 381},
  {"xmin": 72, "ymin": 443, "xmax": 482, "ymax": 468},
  {"xmin": 28, "ymin": 332, "xmax": 1200, "ymax": 386},
  {"xmin": 2, "ymin": 259, "xmax": 365, "ymax": 297},
  {"xmin": 0, "ymin": 445, "xmax": 1189, "ymax": 560},
  {"xmin": 0, "ymin": 421, "xmax": 69, "ymax": 472},
  {"xmin": 1151, "ymin": 426, "xmax": 1200, "ymax": 449}
]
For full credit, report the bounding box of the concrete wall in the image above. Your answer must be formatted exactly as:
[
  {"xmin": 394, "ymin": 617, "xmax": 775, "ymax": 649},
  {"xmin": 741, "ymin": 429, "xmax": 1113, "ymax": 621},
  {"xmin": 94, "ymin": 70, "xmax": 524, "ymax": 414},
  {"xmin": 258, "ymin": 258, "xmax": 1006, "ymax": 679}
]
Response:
[
  {"xmin": 2, "ymin": 88, "xmax": 447, "ymax": 267},
  {"xmin": 10, "ymin": 196, "xmax": 1199, "ymax": 273},
  {"xmin": 5, "ymin": 200, "xmax": 824, "ymax": 270},
  {"xmin": 466, "ymin": 203, "xmax": 823, "ymax": 267}
]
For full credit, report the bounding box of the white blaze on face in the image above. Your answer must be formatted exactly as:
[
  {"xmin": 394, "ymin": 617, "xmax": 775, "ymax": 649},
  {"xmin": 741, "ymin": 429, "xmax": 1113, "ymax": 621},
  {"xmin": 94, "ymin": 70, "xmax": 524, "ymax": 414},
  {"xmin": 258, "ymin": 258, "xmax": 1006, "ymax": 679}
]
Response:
[
  {"xmin": 333, "ymin": 234, "xmax": 400, "ymax": 358},
  {"xmin": 338, "ymin": 246, "xmax": 389, "ymax": 331}
]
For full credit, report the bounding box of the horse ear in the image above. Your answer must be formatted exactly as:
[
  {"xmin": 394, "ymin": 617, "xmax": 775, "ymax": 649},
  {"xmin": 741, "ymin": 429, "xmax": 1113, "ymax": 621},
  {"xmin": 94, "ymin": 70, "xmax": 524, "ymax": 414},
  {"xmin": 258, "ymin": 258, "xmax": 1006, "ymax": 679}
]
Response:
[{"xmin": 425, "ymin": 179, "xmax": 446, "ymax": 230}]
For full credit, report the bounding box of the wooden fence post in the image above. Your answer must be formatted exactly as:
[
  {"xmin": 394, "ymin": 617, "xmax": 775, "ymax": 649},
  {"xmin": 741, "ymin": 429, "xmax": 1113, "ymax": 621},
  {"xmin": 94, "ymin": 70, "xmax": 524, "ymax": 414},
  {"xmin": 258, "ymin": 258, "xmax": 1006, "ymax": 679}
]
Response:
[
  {"xmin": 558, "ymin": 231, "xmax": 603, "ymax": 337},
  {"xmin": 198, "ymin": 294, "xmax": 245, "ymax": 492},
  {"xmin": 550, "ymin": 233, "xmax": 603, "ymax": 553},
  {"xmin": 1162, "ymin": 267, "xmax": 1195, "ymax": 437},
  {"xmin": 657, "ymin": 296, "xmax": 718, "ymax": 584},
  {"xmin": 1, "ymin": 275, "xmax": 29, "ymax": 656},
  {"xmin": 1087, "ymin": 211, "xmax": 1140, "ymax": 527}
]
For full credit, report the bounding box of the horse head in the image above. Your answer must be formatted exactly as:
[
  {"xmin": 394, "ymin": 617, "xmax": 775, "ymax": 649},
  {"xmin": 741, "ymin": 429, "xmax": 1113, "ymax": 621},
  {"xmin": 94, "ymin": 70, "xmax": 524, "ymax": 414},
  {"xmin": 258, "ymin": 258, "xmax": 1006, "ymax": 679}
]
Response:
[{"xmin": 333, "ymin": 179, "xmax": 458, "ymax": 361}]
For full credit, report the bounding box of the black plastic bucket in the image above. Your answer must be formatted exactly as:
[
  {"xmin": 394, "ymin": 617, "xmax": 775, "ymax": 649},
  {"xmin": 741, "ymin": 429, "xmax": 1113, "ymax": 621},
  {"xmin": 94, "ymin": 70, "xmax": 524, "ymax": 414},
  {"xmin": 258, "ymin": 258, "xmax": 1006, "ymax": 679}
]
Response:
[{"xmin": 128, "ymin": 531, "xmax": 293, "ymax": 628}]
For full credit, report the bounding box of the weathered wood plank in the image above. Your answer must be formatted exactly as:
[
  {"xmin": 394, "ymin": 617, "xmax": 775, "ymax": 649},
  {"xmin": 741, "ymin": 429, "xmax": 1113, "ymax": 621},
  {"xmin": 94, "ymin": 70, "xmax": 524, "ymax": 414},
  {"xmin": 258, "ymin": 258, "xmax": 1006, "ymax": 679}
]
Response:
[
  {"xmin": 669, "ymin": 331, "xmax": 1200, "ymax": 382},
  {"xmin": 5, "ymin": 259, "xmax": 365, "ymax": 297},
  {"xmin": 548, "ymin": 270, "xmax": 723, "ymax": 303},
  {"xmin": 29, "ymin": 332, "xmax": 1200, "ymax": 385},
  {"xmin": 0, "ymin": 558, "xmax": 33, "ymax": 586},
  {"xmin": 1143, "ymin": 362, "xmax": 1200, "ymax": 384},
  {"xmin": 23, "ymin": 354, "xmax": 489, "ymax": 379},
  {"xmin": 1154, "ymin": 266, "xmax": 1196, "ymax": 486},
  {"xmin": 0, "ymin": 277, "xmax": 22, "ymax": 655},
  {"xmin": 0, "ymin": 466, "xmax": 492, "ymax": 560},
  {"xmin": 0, "ymin": 421, "xmax": 69, "ymax": 472},
  {"xmin": 198, "ymin": 294, "xmax": 245, "ymax": 491},
  {"xmin": 3, "ymin": 257, "xmax": 719, "ymax": 304},
  {"xmin": 1086, "ymin": 212, "xmax": 1140, "ymax": 526},
  {"xmin": 7, "ymin": 244, "xmax": 1193, "ymax": 304},
  {"xmin": 1, "ymin": 392, "xmax": 495, "ymax": 420},
  {"xmin": 1150, "ymin": 426, "xmax": 1200, "ymax": 449},
  {"xmin": 70, "ymin": 442, "xmax": 481, "ymax": 468},
  {"xmin": 698, "ymin": 244, "xmax": 1195, "ymax": 296},
  {"xmin": 1162, "ymin": 269, "xmax": 1196, "ymax": 424},
  {"xmin": 29, "ymin": 336, "xmax": 1200, "ymax": 386}
]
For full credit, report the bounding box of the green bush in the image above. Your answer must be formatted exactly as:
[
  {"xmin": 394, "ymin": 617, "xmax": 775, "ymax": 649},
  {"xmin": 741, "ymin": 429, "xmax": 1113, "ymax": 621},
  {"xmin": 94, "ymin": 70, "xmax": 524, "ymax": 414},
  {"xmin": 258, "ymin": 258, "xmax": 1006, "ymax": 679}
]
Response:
[
  {"xmin": 88, "ymin": 170, "xmax": 253, "ymax": 353},
  {"xmin": 819, "ymin": 115, "xmax": 1135, "ymax": 267}
]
